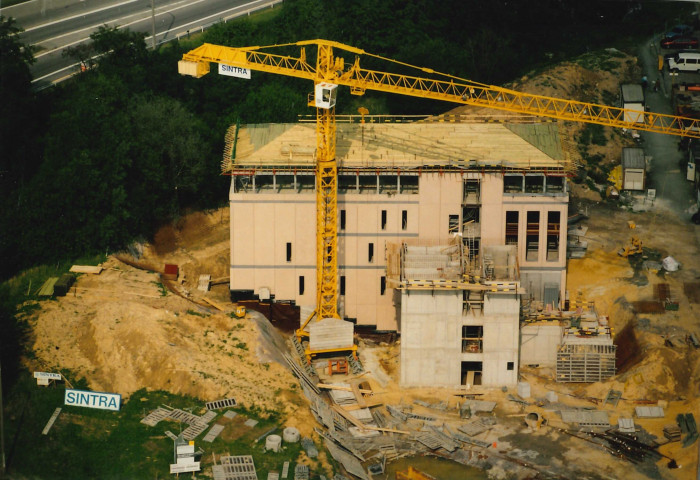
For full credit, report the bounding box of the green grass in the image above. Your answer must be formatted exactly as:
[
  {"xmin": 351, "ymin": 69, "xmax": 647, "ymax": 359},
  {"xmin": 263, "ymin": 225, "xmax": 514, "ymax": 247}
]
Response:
[
  {"xmin": 3, "ymin": 371, "xmax": 316, "ymax": 479},
  {"xmin": 4, "ymin": 253, "xmax": 106, "ymax": 305}
]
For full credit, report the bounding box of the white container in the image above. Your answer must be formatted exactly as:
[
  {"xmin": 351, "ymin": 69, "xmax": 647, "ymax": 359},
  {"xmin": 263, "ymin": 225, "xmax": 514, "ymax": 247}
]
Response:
[
  {"xmin": 517, "ymin": 381, "xmax": 531, "ymax": 399},
  {"xmin": 283, "ymin": 427, "xmax": 300, "ymax": 443},
  {"xmin": 265, "ymin": 434, "xmax": 282, "ymax": 452}
]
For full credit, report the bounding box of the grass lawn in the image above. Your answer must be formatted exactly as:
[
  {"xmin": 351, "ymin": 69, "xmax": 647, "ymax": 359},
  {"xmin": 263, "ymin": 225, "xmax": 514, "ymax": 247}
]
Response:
[{"xmin": 3, "ymin": 371, "xmax": 312, "ymax": 479}]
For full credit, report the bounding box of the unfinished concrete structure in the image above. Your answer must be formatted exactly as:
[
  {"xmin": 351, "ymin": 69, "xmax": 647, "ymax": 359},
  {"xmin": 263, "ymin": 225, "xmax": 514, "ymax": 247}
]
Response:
[
  {"xmin": 520, "ymin": 300, "xmax": 617, "ymax": 383},
  {"xmin": 225, "ymin": 116, "xmax": 572, "ymax": 386},
  {"xmin": 391, "ymin": 243, "xmax": 522, "ymax": 386}
]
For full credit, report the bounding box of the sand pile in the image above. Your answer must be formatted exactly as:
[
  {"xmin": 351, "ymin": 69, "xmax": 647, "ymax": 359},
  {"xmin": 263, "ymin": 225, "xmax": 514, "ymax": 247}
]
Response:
[{"xmin": 26, "ymin": 209, "xmax": 308, "ymax": 419}]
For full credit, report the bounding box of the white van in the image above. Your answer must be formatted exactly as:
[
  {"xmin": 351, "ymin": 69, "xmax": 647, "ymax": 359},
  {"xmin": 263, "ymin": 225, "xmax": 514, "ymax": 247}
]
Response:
[{"xmin": 668, "ymin": 52, "xmax": 700, "ymax": 72}]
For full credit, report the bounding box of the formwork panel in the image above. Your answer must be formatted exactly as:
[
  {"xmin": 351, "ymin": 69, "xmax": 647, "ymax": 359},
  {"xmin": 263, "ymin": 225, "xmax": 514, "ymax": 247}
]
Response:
[{"xmin": 556, "ymin": 344, "xmax": 616, "ymax": 383}]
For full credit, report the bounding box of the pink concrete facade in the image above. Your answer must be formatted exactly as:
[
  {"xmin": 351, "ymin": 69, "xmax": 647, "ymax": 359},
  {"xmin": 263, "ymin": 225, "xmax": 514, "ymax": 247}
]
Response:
[{"xmin": 229, "ymin": 170, "xmax": 568, "ymax": 331}]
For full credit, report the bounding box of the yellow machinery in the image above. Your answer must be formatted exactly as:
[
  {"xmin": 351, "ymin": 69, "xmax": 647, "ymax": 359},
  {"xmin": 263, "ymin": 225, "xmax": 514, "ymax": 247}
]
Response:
[
  {"xmin": 395, "ymin": 467, "xmax": 437, "ymax": 480},
  {"xmin": 618, "ymin": 236, "xmax": 643, "ymax": 257},
  {"xmin": 233, "ymin": 305, "xmax": 246, "ymax": 319},
  {"xmin": 179, "ymin": 39, "xmax": 700, "ymax": 359}
]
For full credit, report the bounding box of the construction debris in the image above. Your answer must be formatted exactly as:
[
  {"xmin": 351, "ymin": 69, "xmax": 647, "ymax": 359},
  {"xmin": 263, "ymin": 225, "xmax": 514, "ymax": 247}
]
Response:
[
  {"xmin": 198, "ymin": 274, "xmax": 212, "ymax": 292},
  {"xmin": 603, "ymin": 389, "xmax": 622, "ymax": 408},
  {"xmin": 41, "ymin": 407, "xmax": 62, "ymax": 435},
  {"xmin": 618, "ymin": 236, "xmax": 643, "ymax": 257},
  {"xmin": 206, "ymin": 397, "xmax": 237, "ymax": 410},
  {"xmin": 560, "ymin": 410, "xmax": 610, "ymax": 428},
  {"xmin": 635, "ymin": 406, "xmax": 665, "ymax": 418},
  {"xmin": 617, "ymin": 418, "xmax": 636, "ymax": 434},
  {"xmin": 203, "ymin": 424, "xmax": 225, "ymax": 442},
  {"xmin": 216, "ymin": 455, "xmax": 258, "ymax": 480},
  {"xmin": 664, "ymin": 424, "xmax": 682, "ymax": 442},
  {"xmin": 677, "ymin": 413, "xmax": 698, "ymax": 447}
]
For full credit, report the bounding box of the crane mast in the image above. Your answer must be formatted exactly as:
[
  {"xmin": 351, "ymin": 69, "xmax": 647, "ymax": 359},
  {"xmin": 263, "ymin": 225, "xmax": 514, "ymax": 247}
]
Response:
[
  {"xmin": 313, "ymin": 43, "xmax": 340, "ymax": 324},
  {"xmin": 179, "ymin": 39, "xmax": 700, "ymax": 360}
]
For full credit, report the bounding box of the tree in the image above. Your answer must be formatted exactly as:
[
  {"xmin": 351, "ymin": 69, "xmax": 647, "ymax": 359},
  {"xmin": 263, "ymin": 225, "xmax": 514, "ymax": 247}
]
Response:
[{"xmin": 0, "ymin": 16, "xmax": 40, "ymax": 279}]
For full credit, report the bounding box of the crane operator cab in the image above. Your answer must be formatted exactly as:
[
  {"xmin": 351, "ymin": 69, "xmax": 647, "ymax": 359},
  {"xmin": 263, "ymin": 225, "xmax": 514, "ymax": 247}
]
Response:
[{"xmin": 314, "ymin": 83, "xmax": 338, "ymax": 109}]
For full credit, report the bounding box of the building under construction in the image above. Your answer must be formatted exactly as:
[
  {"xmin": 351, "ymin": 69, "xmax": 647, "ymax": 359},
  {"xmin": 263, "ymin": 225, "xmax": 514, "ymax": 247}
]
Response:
[{"xmin": 225, "ymin": 116, "xmax": 573, "ymax": 386}]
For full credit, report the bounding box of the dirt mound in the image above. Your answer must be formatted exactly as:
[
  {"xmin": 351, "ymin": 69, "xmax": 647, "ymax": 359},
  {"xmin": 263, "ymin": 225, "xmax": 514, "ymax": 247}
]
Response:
[{"xmin": 25, "ymin": 207, "xmax": 315, "ymax": 429}]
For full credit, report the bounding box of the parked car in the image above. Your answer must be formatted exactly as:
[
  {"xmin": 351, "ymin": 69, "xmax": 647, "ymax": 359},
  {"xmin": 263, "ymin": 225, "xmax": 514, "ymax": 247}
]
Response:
[
  {"xmin": 665, "ymin": 49, "xmax": 698, "ymax": 64},
  {"xmin": 666, "ymin": 24, "xmax": 693, "ymax": 39},
  {"xmin": 661, "ymin": 36, "xmax": 699, "ymax": 49}
]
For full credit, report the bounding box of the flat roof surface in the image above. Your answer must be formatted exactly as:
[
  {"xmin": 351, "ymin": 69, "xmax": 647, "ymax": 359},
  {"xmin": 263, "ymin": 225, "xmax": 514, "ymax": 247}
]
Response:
[
  {"xmin": 229, "ymin": 121, "xmax": 567, "ymax": 171},
  {"xmin": 621, "ymin": 84, "xmax": 644, "ymax": 103},
  {"xmin": 622, "ymin": 147, "xmax": 646, "ymax": 169}
]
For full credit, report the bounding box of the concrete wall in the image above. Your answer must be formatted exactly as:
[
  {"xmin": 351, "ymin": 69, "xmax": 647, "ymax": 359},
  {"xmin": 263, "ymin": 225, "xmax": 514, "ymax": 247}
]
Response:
[
  {"xmin": 520, "ymin": 324, "xmax": 563, "ymax": 366},
  {"xmin": 400, "ymin": 291, "xmax": 519, "ymax": 387},
  {"xmin": 481, "ymin": 174, "xmax": 569, "ymax": 304},
  {"xmin": 417, "ymin": 173, "xmax": 462, "ymax": 240},
  {"xmin": 229, "ymin": 185, "xmax": 418, "ymax": 331},
  {"xmin": 230, "ymin": 170, "xmax": 570, "ymax": 330},
  {"xmin": 399, "ymin": 290, "xmax": 463, "ymax": 386}
]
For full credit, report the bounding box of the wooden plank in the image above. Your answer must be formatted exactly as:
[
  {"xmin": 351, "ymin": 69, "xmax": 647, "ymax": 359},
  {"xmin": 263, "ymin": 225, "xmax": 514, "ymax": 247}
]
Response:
[
  {"xmin": 42, "ymin": 407, "xmax": 62, "ymax": 435},
  {"xmin": 69, "ymin": 265, "xmax": 103, "ymax": 274},
  {"xmin": 317, "ymin": 383, "xmax": 374, "ymax": 394},
  {"xmin": 351, "ymin": 383, "xmax": 367, "ymax": 408},
  {"xmin": 202, "ymin": 296, "xmax": 227, "ymax": 311},
  {"xmin": 330, "ymin": 406, "xmax": 409, "ymax": 434},
  {"xmin": 37, "ymin": 277, "xmax": 59, "ymax": 297},
  {"xmin": 466, "ymin": 371, "xmax": 475, "ymax": 386}
]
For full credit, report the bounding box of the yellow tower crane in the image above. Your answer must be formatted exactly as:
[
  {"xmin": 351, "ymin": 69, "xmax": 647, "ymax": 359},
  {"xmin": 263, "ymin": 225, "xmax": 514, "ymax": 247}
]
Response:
[{"xmin": 179, "ymin": 39, "xmax": 700, "ymax": 360}]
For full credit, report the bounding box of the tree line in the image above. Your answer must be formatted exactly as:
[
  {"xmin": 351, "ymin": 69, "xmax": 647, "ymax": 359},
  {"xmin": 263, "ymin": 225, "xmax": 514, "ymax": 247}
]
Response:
[{"xmin": 0, "ymin": 0, "xmax": 687, "ymax": 281}]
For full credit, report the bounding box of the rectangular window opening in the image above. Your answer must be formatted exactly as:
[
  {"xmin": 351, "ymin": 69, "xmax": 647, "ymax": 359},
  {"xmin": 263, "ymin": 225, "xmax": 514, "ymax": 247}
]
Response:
[
  {"xmin": 286, "ymin": 242, "xmax": 292, "ymax": 262},
  {"xmin": 298, "ymin": 276, "xmax": 305, "ymax": 295},
  {"xmin": 546, "ymin": 176, "xmax": 565, "ymax": 193},
  {"xmin": 380, "ymin": 276, "xmax": 386, "ymax": 295},
  {"xmin": 547, "ymin": 211, "xmax": 561, "ymax": 261},
  {"xmin": 507, "ymin": 361, "xmax": 514, "ymax": 371},
  {"xmin": 368, "ymin": 243, "xmax": 374, "ymax": 263},
  {"xmin": 340, "ymin": 209, "xmax": 346, "ymax": 230},
  {"xmin": 449, "ymin": 214, "xmax": 460, "ymax": 234},
  {"xmin": 504, "ymin": 174, "xmax": 524, "ymax": 193},
  {"xmin": 461, "ymin": 361, "xmax": 483, "ymax": 386},
  {"xmin": 525, "ymin": 174, "xmax": 545, "ymax": 194},
  {"xmin": 381, "ymin": 210, "xmax": 387, "ymax": 230},
  {"xmin": 526, "ymin": 211, "xmax": 540, "ymax": 262},
  {"xmin": 462, "ymin": 326, "xmax": 483, "ymax": 353},
  {"xmin": 402, "ymin": 210, "xmax": 408, "ymax": 230},
  {"xmin": 340, "ymin": 275, "xmax": 346, "ymax": 296},
  {"xmin": 505, "ymin": 211, "xmax": 519, "ymax": 246},
  {"xmin": 463, "ymin": 179, "xmax": 481, "ymax": 204}
]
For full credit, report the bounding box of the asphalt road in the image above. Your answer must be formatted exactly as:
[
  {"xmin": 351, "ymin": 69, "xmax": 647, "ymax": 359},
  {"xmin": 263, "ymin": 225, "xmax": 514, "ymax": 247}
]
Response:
[
  {"xmin": 638, "ymin": 36, "xmax": 697, "ymax": 215},
  {"xmin": 6, "ymin": 0, "xmax": 282, "ymax": 89}
]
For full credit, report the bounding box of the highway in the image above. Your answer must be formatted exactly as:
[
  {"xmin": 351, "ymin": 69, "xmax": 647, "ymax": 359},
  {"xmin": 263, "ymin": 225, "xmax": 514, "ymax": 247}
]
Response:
[{"xmin": 4, "ymin": 0, "xmax": 282, "ymax": 89}]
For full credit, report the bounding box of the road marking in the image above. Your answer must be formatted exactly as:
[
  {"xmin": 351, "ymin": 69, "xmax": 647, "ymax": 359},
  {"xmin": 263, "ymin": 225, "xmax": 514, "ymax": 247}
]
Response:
[
  {"xmin": 34, "ymin": 0, "xmax": 252, "ymax": 58},
  {"xmin": 23, "ymin": 0, "xmax": 141, "ymax": 33},
  {"xmin": 32, "ymin": 0, "xmax": 278, "ymax": 84}
]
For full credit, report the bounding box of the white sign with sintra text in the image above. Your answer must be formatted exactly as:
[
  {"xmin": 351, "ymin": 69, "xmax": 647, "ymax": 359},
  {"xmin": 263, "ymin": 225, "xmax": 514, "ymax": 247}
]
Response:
[
  {"xmin": 64, "ymin": 389, "xmax": 121, "ymax": 411},
  {"xmin": 218, "ymin": 63, "xmax": 251, "ymax": 79},
  {"xmin": 34, "ymin": 372, "xmax": 62, "ymax": 380}
]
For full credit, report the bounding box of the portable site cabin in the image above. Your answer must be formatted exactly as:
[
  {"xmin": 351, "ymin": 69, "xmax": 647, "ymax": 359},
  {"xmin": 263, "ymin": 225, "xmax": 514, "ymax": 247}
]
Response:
[
  {"xmin": 621, "ymin": 147, "xmax": 646, "ymax": 191},
  {"xmin": 620, "ymin": 84, "xmax": 645, "ymax": 124}
]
